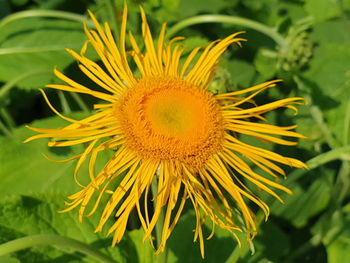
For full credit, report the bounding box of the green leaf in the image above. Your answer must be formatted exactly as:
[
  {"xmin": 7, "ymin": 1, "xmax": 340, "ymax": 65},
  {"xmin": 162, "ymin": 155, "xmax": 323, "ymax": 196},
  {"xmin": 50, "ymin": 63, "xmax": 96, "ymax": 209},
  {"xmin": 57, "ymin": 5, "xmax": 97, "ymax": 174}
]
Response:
[
  {"xmin": 0, "ymin": 256, "xmax": 20, "ymax": 263},
  {"xmin": 324, "ymin": 95, "xmax": 350, "ymax": 145},
  {"xmin": 304, "ymin": 0, "xmax": 342, "ymax": 22},
  {"xmin": 167, "ymin": 210, "xmax": 238, "ymax": 263},
  {"xmin": 181, "ymin": 36, "xmax": 210, "ymax": 52},
  {"xmin": 271, "ymin": 176, "xmax": 332, "ymax": 228},
  {"xmin": 303, "ymin": 20, "xmax": 350, "ymax": 144},
  {"xmin": 311, "ymin": 20, "xmax": 350, "ymax": 45},
  {"xmin": 224, "ymin": 59, "xmax": 256, "ymax": 88},
  {"xmin": 239, "ymin": 221, "xmax": 291, "ymax": 263},
  {"xmin": 254, "ymin": 48, "xmax": 277, "ymax": 80},
  {"xmin": 141, "ymin": 0, "xmax": 181, "ymax": 23},
  {"xmin": 328, "ymin": 233, "xmax": 350, "ymax": 263},
  {"xmin": 278, "ymin": 2, "xmax": 308, "ymax": 23},
  {"xmin": 0, "ymin": 113, "xmax": 113, "ymax": 198},
  {"xmin": 303, "ymin": 42, "xmax": 350, "ymax": 144},
  {"xmin": 177, "ymin": 0, "xmax": 237, "ymax": 18},
  {"xmin": 325, "ymin": 206, "xmax": 350, "ymax": 263},
  {"xmin": 295, "ymin": 106, "xmax": 324, "ymax": 148},
  {"xmin": 126, "ymin": 229, "xmax": 155, "ymax": 263},
  {"xmin": 305, "ymin": 44, "xmax": 350, "ymax": 96},
  {"xmin": 0, "ymin": 193, "xmax": 155, "ymax": 262},
  {"xmin": 0, "ymin": 17, "xmax": 86, "ymax": 90},
  {"xmin": 154, "ymin": 0, "xmax": 181, "ymax": 22},
  {"xmin": 242, "ymin": 0, "xmax": 265, "ymax": 11},
  {"xmin": 0, "ymin": 113, "xmax": 158, "ymax": 262}
]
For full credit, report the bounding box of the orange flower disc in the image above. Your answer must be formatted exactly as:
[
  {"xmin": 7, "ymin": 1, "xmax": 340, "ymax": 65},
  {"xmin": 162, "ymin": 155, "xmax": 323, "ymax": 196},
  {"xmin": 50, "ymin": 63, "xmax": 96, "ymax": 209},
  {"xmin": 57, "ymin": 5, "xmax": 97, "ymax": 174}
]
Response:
[{"xmin": 117, "ymin": 77, "xmax": 224, "ymax": 168}]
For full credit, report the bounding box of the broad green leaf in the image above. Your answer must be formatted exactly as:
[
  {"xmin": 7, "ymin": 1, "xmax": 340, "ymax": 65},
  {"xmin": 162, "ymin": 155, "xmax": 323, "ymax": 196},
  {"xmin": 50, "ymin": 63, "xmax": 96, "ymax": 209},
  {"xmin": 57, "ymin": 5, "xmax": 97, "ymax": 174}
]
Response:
[
  {"xmin": 242, "ymin": 0, "xmax": 265, "ymax": 11},
  {"xmin": 254, "ymin": 48, "xmax": 277, "ymax": 80},
  {"xmin": 295, "ymin": 106, "xmax": 324, "ymax": 148},
  {"xmin": 312, "ymin": 209, "xmax": 345, "ymax": 248},
  {"xmin": 0, "ymin": 255, "xmax": 21, "ymax": 263},
  {"xmin": 328, "ymin": 234, "xmax": 350, "ymax": 263},
  {"xmin": 224, "ymin": 59, "xmax": 256, "ymax": 88},
  {"xmin": 140, "ymin": 0, "xmax": 180, "ymax": 23},
  {"xmin": 278, "ymin": 2, "xmax": 308, "ymax": 23},
  {"xmin": 0, "ymin": 114, "xmax": 156, "ymax": 262},
  {"xmin": 0, "ymin": 113, "xmax": 113, "ymax": 198},
  {"xmin": 305, "ymin": 44, "xmax": 350, "ymax": 95},
  {"xmin": 303, "ymin": 20, "xmax": 350, "ymax": 144},
  {"xmin": 177, "ymin": 0, "xmax": 237, "ymax": 18},
  {"xmin": 0, "ymin": 193, "xmax": 155, "ymax": 262},
  {"xmin": 325, "ymin": 206, "xmax": 350, "ymax": 263},
  {"xmin": 239, "ymin": 0, "xmax": 297, "ymax": 27},
  {"xmin": 303, "ymin": 42, "xmax": 350, "ymax": 144},
  {"xmin": 181, "ymin": 36, "xmax": 210, "ymax": 53},
  {"xmin": 239, "ymin": 221, "xmax": 291, "ymax": 263},
  {"xmin": 127, "ymin": 228, "xmax": 155, "ymax": 263},
  {"xmin": 324, "ymin": 94, "xmax": 350, "ymax": 146},
  {"xmin": 0, "ymin": 17, "xmax": 86, "ymax": 90},
  {"xmin": 271, "ymin": 176, "xmax": 331, "ymax": 228},
  {"xmin": 152, "ymin": 0, "xmax": 180, "ymax": 22},
  {"xmin": 311, "ymin": 20, "xmax": 350, "ymax": 45},
  {"xmin": 167, "ymin": 210, "xmax": 238, "ymax": 263},
  {"xmin": 304, "ymin": 0, "xmax": 342, "ymax": 22}
]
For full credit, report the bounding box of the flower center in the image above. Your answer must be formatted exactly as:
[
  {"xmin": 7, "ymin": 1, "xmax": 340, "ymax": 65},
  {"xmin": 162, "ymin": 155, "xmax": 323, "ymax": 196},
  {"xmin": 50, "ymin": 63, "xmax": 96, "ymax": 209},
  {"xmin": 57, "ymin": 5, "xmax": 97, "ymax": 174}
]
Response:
[
  {"xmin": 116, "ymin": 77, "xmax": 224, "ymax": 167},
  {"xmin": 145, "ymin": 88, "xmax": 203, "ymax": 137}
]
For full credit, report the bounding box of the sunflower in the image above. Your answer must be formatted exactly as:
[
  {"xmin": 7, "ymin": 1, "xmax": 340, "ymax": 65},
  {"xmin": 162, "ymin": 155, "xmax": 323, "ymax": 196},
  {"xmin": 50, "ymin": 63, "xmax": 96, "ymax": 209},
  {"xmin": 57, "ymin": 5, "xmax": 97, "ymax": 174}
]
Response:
[{"xmin": 25, "ymin": 4, "xmax": 306, "ymax": 257}]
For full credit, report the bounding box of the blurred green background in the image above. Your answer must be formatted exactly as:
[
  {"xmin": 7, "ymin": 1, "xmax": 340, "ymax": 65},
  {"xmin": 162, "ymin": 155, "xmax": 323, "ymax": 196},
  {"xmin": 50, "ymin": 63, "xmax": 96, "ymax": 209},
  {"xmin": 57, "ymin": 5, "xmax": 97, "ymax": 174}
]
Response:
[{"xmin": 0, "ymin": 0, "xmax": 349, "ymax": 262}]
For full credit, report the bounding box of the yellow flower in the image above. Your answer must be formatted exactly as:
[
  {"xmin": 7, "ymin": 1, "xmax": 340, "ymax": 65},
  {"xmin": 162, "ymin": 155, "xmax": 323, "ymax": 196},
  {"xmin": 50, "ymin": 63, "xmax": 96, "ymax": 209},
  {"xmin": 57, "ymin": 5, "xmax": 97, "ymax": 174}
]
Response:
[{"xmin": 25, "ymin": 4, "xmax": 306, "ymax": 257}]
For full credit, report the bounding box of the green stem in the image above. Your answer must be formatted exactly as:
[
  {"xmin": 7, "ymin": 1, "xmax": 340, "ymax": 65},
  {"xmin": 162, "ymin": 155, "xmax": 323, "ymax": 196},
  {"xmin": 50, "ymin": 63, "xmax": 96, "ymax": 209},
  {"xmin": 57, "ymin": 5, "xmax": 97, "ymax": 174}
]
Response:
[
  {"xmin": 0, "ymin": 234, "xmax": 115, "ymax": 263},
  {"xmin": 309, "ymin": 104, "xmax": 340, "ymax": 149},
  {"xmin": 279, "ymin": 145, "xmax": 350, "ymax": 188},
  {"xmin": 0, "ymin": 70, "xmax": 51, "ymax": 100},
  {"xmin": 166, "ymin": 15, "xmax": 286, "ymax": 47},
  {"xmin": 0, "ymin": 10, "xmax": 94, "ymax": 29},
  {"xmin": 151, "ymin": 177, "xmax": 168, "ymax": 263},
  {"xmin": 343, "ymin": 98, "xmax": 350, "ymax": 145},
  {"xmin": 334, "ymin": 160, "xmax": 350, "ymax": 204},
  {"xmin": 284, "ymin": 235, "xmax": 319, "ymax": 263},
  {"xmin": 0, "ymin": 70, "xmax": 51, "ymax": 134},
  {"xmin": 0, "ymin": 108, "xmax": 15, "ymax": 129},
  {"xmin": 70, "ymin": 92, "xmax": 90, "ymax": 113},
  {"xmin": 225, "ymin": 238, "xmax": 250, "ymax": 263},
  {"xmin": 0, "ymin": 118, "xmax": 11, "ymax": 136},
  {"xmin": 57, "ymin": 90, "xmax": 71, "ymax": 114},
  {"xmin": 293, "ymin": 76, "xmax": 338, "ymax": 150},
  {"xmin": 105, "ymin": 0, "xmax": 120, "ymax": 43},
  {"xmin": 306, "ymin": 144, "xmax": 350, "ymax": 169}
]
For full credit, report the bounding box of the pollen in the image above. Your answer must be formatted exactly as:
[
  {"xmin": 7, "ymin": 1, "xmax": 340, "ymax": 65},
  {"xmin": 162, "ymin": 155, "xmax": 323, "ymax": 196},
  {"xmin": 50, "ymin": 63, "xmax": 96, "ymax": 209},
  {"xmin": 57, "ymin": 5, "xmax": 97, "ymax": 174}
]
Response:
[{"xmin": 116, "ymin": 77, "xmax": 224, "ymax": 167}]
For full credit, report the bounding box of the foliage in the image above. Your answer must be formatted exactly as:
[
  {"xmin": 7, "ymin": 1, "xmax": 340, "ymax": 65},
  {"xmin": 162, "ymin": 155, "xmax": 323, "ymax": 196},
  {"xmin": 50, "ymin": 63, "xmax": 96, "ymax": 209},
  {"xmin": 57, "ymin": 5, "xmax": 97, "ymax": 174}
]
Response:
[{"xmin": 0, "ymin": 0, "xmax": 350, "ymax": 262}]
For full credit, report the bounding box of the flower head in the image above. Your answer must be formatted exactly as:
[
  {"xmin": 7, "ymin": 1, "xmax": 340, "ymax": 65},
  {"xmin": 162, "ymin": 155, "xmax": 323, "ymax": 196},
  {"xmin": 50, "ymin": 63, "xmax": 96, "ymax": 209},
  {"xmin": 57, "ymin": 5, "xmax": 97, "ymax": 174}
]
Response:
[{"xmin": 25, "ymin": 4, "xmax": 306, "ymax": 257}]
